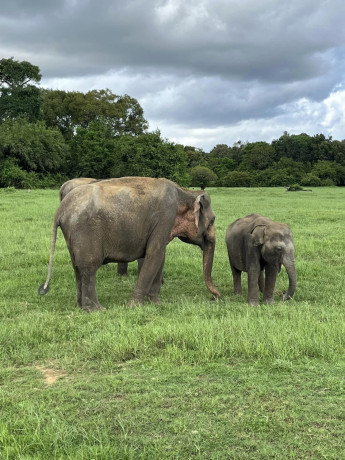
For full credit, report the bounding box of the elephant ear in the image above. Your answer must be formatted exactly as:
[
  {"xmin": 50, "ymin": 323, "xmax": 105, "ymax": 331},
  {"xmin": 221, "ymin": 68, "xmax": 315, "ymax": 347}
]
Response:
[
  {"xmin": 250, "ymin": 224, "xmax": 266, "ymax": 246},
  {"xmin": 193, "ymin": 194, "xmax": 205, "ymax": 229}
]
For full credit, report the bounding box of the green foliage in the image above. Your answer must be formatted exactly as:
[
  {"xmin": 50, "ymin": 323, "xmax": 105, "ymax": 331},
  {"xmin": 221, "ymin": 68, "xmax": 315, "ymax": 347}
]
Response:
[
  {"xmin": 0, "ymin": 118, "xmax": 68, "ymax": 175},
  {"xmin": 239, "ymin": 141, "xmax": 275, "ymax": 171},
  {"xmin": 69, "ymin": 127, "xmax": 189, "ymax": 185},
  {"xmin": 222, "ymin": 170, "xmax": 253, "ymax": 187},
  {"xmin": 301, "ymin": 173, "xmax": 322, "ymax": 187},
  {"xmin": 68, "ymin": 119, "xmax": 117, "ymax": 178},
  {"xmin": 0, "ymin": 57, "xmax": 42, "ymax": 122},
  {"xmin": 2, "ymin": 59, "xmax": 345, "ymax": 190},
  {"xmin": 0, "ymin": 158, "xmax": 37, "ymax": 188},
  {"xmin": 112, "ymin": 130, "xmax": 190, "ymax": 185},
  {"xmin": 42, "ymin": 89, "xmax": 148, "ymax": 140},
  {"xmin": 190, "ymin": 165, "xmax": 217, "ymax": 189},
  {"xmin": 286, "ymin": 183, "xmax": 303, "ymax": 191}
]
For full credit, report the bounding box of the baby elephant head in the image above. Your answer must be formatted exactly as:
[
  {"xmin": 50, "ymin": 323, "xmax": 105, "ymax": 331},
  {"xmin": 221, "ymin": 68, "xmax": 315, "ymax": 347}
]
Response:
[{"xmin": 251, "ymin": 221, "xmax": 296, "ymax": 300}]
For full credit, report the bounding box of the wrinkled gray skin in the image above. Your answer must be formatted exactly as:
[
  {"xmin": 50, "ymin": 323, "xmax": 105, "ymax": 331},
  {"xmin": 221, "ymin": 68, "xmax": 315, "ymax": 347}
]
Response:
[
  {"xmin": 59, "ymin": 178, "xmax": 99, "ymax": 201},
  {"xmin": 59, "ymin": 177, "xmax": 130, "ymax": 277},
  {"xmin": 225, "ymin": 213, "xmax": 296, "ymax": 306},
  {"xmin": 40, "ymin": 177, "xmax": 220, "ymax": 311}
]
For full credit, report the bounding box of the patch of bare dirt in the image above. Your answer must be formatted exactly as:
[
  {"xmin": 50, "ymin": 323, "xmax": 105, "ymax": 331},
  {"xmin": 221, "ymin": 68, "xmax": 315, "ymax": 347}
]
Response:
[{"xmin": 35, "ymin": 366, "xmax": 66, "ymax": 385}]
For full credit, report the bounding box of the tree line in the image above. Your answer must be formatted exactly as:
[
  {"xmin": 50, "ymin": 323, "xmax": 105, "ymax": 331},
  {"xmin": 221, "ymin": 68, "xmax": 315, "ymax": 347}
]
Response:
[{"xmin": 1, "ymin": 57, "xmax": 345, "ymax": 189}]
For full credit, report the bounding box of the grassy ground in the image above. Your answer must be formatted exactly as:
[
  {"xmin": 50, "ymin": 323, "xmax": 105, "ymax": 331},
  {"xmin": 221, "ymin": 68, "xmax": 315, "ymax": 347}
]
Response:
[{"xmin": 1, "ymin": 186, "xmax": 345, "ymax": 459}]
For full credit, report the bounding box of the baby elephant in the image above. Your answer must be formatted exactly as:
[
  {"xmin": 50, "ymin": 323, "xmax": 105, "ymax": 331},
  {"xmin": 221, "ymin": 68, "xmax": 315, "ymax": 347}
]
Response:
[{"xmin": 226, "ymin": 214, "xmax": 296, "ymax": 306}]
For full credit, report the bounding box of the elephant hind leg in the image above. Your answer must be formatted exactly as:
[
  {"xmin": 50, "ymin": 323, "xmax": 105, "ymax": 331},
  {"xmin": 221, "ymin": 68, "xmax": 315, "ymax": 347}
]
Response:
[
  {"xmin": 73, "ymin": 266, "xmax": 82, "ymax": 306},
  {"xmin": 79, "ymin": 266, "xmax": 105, "ymax": 312},
  {"xmin": 117, "ymin": 262, "xmax": 129, "ymax": 276},
  {"xmin": 258, "ymin": 270, "xmax": 265, "ymax": 293}
]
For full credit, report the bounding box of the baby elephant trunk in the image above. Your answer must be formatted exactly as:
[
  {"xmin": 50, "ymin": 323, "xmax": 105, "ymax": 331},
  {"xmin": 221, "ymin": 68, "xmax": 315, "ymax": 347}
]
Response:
[{"xmin": 283, "ymin": 256, "xmax": 297, "ymax": 300}]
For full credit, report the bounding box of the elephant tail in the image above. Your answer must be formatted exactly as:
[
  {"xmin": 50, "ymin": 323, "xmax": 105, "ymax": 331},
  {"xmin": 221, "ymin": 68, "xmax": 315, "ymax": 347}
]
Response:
[{"xmin": 38, "ymin": 213, "xmax": 60, "ymax": 296}]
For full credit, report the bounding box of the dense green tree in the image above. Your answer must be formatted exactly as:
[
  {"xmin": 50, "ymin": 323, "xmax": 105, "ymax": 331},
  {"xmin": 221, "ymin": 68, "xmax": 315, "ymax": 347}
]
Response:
[
  {"xmin": 331, "ymin": 140, "xmax": 345, "ymax": 166},
  {"xmin": 182, "ymin": 145, "xmax": 205, "ymax": 168},
  {"xmin": 68, "ymin": 118, "xmax": 117, "ymax": 178},
  {"xmin": 42, "ymin": 89, "xmax": 148, "ymax": 140},
  {"xmin": 301, "ymin": 173, "xmax": 322, "ymax": 187},
  {"xmin": 0, "ymin": 57, "xmax": 42, "ymax": 122},
  {"xmin": 222, "ymin": 171, "xmax": 253, "ymax": 187},
  {"xmin": 272, "ymin": 132, "xmax": 316, "ymax": 163},
  {"xmin": 0, "ymin": 118, "xmax": 68, "ymax": 174},
  {"xmin": 111, "ymin": 130, "xmax": 189, "ymax": 185},
  {"xmin": 190, "ymin": 166, "xmax": 217, "ymax": 189},
  {"xmin": 239, "ymin": 142, "xmax": 275, "ymax": 171},
  {"xmin": 209, "ymin": 144, "xmax": 232, "ymax": 159},
  {"xmin": 69, "ymin": 126, "xmax": 189, "ymax": 185}
]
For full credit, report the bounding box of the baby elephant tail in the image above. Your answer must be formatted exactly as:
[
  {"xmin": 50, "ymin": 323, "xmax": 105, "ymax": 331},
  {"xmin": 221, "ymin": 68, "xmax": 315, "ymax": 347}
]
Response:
[{"xmin": 38, "ymin": 213, "xmax": 60, "ymax": 296}]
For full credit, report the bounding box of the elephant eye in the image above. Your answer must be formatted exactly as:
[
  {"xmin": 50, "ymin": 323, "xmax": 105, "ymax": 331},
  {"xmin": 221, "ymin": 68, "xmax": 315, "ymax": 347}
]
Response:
[{"xmin": 208, "ymin": 217, "xmax": 215, "ymax": 229}]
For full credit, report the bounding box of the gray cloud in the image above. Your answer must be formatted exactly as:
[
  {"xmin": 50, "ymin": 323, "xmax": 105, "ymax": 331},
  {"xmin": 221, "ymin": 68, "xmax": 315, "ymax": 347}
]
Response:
[{"xmin": 1, "ymin": 0, "xmax": 345, "ymax": 150}]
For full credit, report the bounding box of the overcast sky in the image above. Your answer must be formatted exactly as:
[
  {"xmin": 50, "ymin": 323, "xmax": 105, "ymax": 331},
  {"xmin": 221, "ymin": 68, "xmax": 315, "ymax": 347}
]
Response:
[{"xmin": 1, "ymin": 0, "xmax": 345, "ymax": 151}]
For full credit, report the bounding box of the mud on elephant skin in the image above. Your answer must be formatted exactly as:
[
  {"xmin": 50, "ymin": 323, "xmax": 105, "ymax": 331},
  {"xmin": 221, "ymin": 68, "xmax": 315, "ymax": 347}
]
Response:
[
  {"xmin": 39, "ymin": 177, "xmax": 220, "ymax": 311},
  {"xmin": 225, "ymin": 213, "xmax": 296, "ymax": 306},
  {"xmin": 59, "ymin": 177, "xmax": 131, "ymax": 277}
]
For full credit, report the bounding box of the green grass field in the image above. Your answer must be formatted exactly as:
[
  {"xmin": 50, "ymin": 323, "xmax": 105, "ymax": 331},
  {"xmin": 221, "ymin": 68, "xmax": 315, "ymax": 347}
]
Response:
[{"xmin": 1, "ymin": 186, "xmax": 345, "ymax": 459}]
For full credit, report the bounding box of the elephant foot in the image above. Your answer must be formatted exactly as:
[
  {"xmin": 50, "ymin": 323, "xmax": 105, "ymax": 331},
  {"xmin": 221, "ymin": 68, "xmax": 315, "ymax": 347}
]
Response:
[
  {"xmin": 81, "ymin": 303, "xmax": 105, "ymax": 312},
  {"xmin": 247, "ymin": 299, "xmax": 259, "ymax": 307},
  {"xmin": 127, "ymin": 298, "xmax": 142, "ymax": 307},
  {"xmin": 146, "ymin": 296, "xmax": 161, "ymax": 304},
  {"xmin": 263, "ymin": 297, "xmax": 274, "ymax": 304}
]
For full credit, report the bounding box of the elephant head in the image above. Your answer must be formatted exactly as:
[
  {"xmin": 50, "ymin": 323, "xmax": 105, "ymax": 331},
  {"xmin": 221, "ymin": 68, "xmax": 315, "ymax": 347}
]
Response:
[
  {"xmin": 251, "ymin": 220, "xmax": 296, "ymax": 300},
  {"xmin": 172, "ymin": 191, "xmax": 220, "ymax": 299}
]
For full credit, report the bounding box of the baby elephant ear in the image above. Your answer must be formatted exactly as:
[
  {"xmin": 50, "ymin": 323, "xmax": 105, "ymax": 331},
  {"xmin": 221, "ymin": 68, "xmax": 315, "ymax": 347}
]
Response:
[
  {"xmin": 193, "ymin": 194, "xmax": 205, "ymax": 229},
  {"xmin": 250, "ymin": 224, "xmax": 266, "ymax": 246}
]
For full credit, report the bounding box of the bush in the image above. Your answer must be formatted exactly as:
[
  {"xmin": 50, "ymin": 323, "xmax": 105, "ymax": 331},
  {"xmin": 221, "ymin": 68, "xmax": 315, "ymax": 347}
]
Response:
[
  {"xmin": 190, "ymin": 166, "xmax": 217, "ymax": 189},
  {"xmin": 301, "ymin": 174, "xmax": 322, "ymax": 187},
  {"xmin": 0, "ymin": 158, "xmax": 39, "ymax": 188},
  {"xmin": 222, "ymin": 171, "xmax": 253, "ymax": 187},
  {"xmin": 286, "ymin": 184, "xmax": 303, "ymax": 191},
  {"xmin": 321, "ymin": 178, "xmax": 335, "ymax": 186}
]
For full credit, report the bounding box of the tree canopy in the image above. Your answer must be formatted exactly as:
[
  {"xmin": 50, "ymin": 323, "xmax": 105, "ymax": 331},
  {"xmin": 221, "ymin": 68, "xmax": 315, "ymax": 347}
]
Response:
[
  {"xmin": 1, "ymin": 57, "xmax": 345, "ymax": 189},
  {"xmin": 0, "ymin": 58, "xmax": 42, "ymax": 122}
]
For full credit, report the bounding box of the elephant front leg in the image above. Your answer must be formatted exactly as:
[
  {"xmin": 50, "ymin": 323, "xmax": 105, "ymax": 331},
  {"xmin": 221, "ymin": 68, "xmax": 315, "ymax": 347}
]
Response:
[
  {"xmin": 129, "ymin": 249, "xmax": 166, "ymax": 306},
  {"xmin": 230, "ymin": 264, "xmax": 242, "ymax": 295},
  {"xmin": 80, "ymin": 267, "xmax": 105, "ymax": 312},
  {"xmin": 263, "ymin": 265, "xmax": 278, "ymax": 304},
  {"xmin": 147, "ymin": 256, "xmax": 165, "ymax": 303},
  {"xmin": 247, "ymin": 268, "xmax": 260, "ymax": 306}
]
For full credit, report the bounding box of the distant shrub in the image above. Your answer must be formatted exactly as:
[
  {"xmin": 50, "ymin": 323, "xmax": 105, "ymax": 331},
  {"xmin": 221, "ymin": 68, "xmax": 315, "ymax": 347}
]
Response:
[
  {"xmin": 321, "ymin": 178, "xmax": 335, "ymax": 186},
  {"xmin": 222, "ymin": 171, "xmax": 253, "ymax": 187},
  {"xmin": 190, "ymin": 166, "xmax": 217, "ymax": 189},
  {"xmin": 301, "ymin": 174, "xmax": 322, "ymax": 187},
  {"xmin": 0, "ymin": 158, "xmax": 38, "ymax": 188},
  {"xmin": 286, "ymin": 184, "xmax": 303, "ymax": 191}
]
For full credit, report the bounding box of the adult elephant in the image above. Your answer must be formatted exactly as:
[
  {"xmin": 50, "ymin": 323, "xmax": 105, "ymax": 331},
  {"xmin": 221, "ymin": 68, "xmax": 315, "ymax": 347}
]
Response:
[
  {"xmin": 39, "ymin": 177, "xmax": 220, "ymax": 310},
  {"xmin": 225, "ymin": 213, "xmax": 296, "ymax": 306},
  {"xmin": 59, "ymin": 178, "xmax": 98, "ymax": 201},
  {"xmin": 59, "ymin": 177, "xmax": 130, "ymax": 276}
]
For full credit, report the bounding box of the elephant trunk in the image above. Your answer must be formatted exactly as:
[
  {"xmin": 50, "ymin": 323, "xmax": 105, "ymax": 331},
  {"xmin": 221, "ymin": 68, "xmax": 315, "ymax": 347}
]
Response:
[
  {"xmin": 282, "ymin": 256, "xmax": 297, "ymax": 300},
  {"xmin": 203, "ymin": 239, "xmax": 221, "ymax": 299}
]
